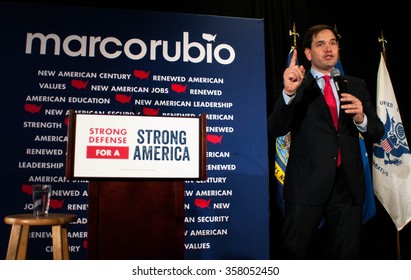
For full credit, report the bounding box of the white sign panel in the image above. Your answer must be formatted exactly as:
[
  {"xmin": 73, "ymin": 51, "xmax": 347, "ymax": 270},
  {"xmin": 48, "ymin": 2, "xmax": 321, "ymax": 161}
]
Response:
[{"xmin": 72, "ymin": 114, "xmax": 201, "ymax": 178}]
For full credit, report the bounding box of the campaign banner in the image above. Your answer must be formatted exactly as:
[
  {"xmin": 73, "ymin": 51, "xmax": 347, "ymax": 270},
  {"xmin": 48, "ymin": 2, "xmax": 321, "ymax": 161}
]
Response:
[{"xmin": 0, "ymin": 2, "xmax": 269, "ymax": 259}]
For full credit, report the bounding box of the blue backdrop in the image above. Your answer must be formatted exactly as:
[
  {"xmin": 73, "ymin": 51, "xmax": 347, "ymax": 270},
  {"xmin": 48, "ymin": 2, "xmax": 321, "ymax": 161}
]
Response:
[{"xmin": 0, "ymin": 2, "xmax": 268, "ymax": 260}]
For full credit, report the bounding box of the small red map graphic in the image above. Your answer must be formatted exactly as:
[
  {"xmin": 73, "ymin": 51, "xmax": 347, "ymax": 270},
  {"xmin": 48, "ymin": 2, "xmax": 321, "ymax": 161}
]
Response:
[
  {"xmin": 71, "ymin": 79, "xmax": 88, "ymax": 89},
  {"xmin": 24, "ymin": 103, "xmax": 42, "ymax": 113},
  {"xmin": 194, "ymin": 198, "xmax": 211, "ymax": 208},
  {"xmin": 133, "ymin": 69, "xmax": 150, "ymax": 79},
  {"xmin": 143, "ymin": 107, "xmax": 160, "ymax": 115},
  {"xmin": 21, "ymin": 184, "xmax": 33, "ymax": 195},
  {"xmin": 115, "ymin": 93, "xmax": 132, "ymax": 104},
  {"xmin": 207, "ymin": 134, "xmax": 223, "ymax": 144},
  {"xmin": 171, "ymin": 83, "xmax": 187, "ymax": 93},
  {"xmin": 49, "ymin": 199, "xmax": 65, "ymax": 209}
]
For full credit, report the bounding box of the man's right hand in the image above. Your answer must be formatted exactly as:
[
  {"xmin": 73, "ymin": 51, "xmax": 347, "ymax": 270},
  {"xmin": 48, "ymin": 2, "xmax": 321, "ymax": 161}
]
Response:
[{"xmin": 283, "ymin": 49, "xmax": 305, "ymax": 96}]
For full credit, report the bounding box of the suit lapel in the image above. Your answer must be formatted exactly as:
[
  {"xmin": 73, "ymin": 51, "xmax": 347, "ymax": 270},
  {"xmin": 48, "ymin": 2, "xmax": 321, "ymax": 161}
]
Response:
[{"xmin": 299, "ymin": 73, "xmax": 340, "ymax": 130}]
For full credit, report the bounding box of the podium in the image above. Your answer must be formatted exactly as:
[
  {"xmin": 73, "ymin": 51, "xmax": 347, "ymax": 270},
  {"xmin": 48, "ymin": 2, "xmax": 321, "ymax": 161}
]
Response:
[{"xmin": 65, "ymin": 110, "xmax": 206, "ymax": 259}]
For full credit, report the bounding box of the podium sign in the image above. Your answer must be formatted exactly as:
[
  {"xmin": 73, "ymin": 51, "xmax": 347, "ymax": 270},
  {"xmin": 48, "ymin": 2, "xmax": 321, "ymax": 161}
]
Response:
[
  {"xmin": 66, "ymin": 110, "xmax": 206, "ymax": 179},
  {"xmin": 65, "ymin": 110, "xmax": 206, "ymax": 259}
]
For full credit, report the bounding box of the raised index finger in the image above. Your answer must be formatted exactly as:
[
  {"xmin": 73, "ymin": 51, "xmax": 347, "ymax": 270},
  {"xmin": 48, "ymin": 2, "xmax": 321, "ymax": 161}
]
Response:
[{"xmin": 288, "ymin": 49, "xmax": 298, "ymax": 67}]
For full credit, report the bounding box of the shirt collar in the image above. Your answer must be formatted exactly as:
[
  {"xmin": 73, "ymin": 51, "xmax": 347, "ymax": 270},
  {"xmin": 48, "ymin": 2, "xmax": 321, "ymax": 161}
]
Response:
[{"xmin": 311, "ymin": 68, "xmax": 329, "ymax": 81}]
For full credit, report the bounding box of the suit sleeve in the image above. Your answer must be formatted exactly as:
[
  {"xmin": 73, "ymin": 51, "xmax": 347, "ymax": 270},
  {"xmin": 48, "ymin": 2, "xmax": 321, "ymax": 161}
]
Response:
[{"xmin": 268, "ymin": 89, "xmax": 295, "ymax": 138}]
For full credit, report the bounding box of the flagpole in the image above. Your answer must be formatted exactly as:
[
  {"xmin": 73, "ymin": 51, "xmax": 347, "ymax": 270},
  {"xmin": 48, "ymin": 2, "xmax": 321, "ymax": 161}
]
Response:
[
  {"xmin": 378, "ymin": 30, "xmax": 402, "ymax": 260},
  {"xmin": 396, "ymin": 231, "xmax": 401, "ymax": 260}
]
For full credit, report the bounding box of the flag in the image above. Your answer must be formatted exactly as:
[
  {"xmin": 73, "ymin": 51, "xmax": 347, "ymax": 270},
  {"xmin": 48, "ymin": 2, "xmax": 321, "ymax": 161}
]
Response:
[
  {"xmin": 336, "ymin": 60, "xmax": 377, "ymax": 223},
  {"xmin": 274, "ymin": 46, "xmax": 295, "ymax": 215},
  {"xmin": 372, "ymin": 53, "xmax": 411, "ymax": 231}
]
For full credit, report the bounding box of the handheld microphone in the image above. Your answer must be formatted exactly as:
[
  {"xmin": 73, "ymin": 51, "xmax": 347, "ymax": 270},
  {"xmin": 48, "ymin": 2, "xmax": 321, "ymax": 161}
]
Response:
[{"xmin": 330, "ymin": 68, "xmax": 347, "ymax": 97}]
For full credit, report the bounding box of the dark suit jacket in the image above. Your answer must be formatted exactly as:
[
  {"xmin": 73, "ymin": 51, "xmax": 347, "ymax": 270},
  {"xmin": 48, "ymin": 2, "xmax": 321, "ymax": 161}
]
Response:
[{"xmin": 268, "ymin": 72, "xmax": 384, "ymax": 206}]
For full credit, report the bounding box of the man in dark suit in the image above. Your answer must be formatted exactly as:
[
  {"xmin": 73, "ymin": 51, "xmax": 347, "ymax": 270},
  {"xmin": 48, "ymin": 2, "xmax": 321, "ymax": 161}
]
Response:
[{"xmin": 268, "ymin": 24, "xmax": 384, "ymax": 259}]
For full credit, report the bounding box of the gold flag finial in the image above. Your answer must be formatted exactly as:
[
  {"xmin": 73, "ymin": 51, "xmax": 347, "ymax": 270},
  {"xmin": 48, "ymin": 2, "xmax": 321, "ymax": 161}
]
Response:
[
  {"xmin": 289, "ymin": 22, "xmax": 299, "ymax": 48},
  {"xmin": 333, "ymin": 24, "xmax": 341, "ymax": 39},
  {"xmin": 378, "ymin": 29, "xmax": 387, "ymax": 53},
  {"xmin": 378, "ymin": 29, "xmax": 388, "ymax": 63}
]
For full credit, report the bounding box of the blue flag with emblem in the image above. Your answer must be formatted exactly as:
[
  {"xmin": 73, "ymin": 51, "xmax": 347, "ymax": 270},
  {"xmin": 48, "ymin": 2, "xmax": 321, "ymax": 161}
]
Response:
[{"xmin": 274, "ymin": 46, "xmax": 295, "ymax": 216}]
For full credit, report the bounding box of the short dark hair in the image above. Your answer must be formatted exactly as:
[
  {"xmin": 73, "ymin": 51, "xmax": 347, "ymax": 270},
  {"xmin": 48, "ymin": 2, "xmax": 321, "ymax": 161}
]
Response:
[{"xmin": 302, "ymin": 24, "xmax": 339, "ymax": 49}]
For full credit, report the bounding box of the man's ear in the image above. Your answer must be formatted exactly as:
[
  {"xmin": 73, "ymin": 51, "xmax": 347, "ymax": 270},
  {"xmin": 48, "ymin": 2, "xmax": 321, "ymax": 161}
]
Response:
[{"xmin": 304, "ymin": 48, "xmax": 311, "ymax": 61}]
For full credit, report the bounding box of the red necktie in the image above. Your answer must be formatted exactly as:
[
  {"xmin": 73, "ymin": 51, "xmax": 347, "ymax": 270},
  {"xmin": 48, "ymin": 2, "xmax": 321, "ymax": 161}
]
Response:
[{"xmin": 323, "ymin": 75, "xmax": 341, "ymax": 166}]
